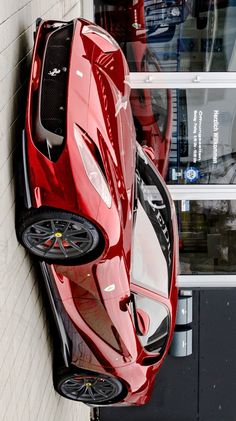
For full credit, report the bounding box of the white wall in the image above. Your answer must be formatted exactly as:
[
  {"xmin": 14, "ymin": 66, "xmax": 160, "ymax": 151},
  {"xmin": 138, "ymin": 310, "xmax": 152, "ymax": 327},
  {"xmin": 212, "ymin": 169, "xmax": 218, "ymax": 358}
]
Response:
[{"xmin": 0, "ymin": 1, "xmax": 90, "ymax": 420}]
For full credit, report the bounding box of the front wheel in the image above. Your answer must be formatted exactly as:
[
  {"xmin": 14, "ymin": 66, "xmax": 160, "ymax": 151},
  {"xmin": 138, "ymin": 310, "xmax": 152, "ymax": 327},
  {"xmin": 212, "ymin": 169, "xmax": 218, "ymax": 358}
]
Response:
[
  {"xmin": 16, "ymin": 207, "xmax": 104, "ymax": 265},
  {"xmin": 56, "ymin": 371, "xmax": 124, "ymax": 404}
]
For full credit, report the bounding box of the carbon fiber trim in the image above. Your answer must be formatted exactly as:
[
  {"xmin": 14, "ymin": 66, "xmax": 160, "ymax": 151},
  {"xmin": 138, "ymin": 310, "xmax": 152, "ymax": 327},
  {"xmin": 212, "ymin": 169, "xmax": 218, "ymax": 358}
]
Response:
[
  {"xmin": 22, "ymin": 130, "xmax": 32, "ymax": 209},
  {"xmin": 39, "ymin": 261, "xmax": 71, "ymax": 367}
]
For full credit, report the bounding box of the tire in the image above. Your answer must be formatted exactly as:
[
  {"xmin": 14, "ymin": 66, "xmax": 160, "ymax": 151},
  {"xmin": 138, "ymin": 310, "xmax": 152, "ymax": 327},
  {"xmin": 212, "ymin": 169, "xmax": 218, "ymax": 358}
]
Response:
[
  {"xmin": 16, "ymin": 207, "xmax": 104, "ymax": 265},
  {"xmin": 55, "ymin": 368, "xmax": 124, "ymax": 404}
]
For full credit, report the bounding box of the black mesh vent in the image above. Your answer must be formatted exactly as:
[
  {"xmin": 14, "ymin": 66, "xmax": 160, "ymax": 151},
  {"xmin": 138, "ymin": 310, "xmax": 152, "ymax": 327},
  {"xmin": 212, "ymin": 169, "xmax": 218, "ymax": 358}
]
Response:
[{"xmin": 41, "ymin": 24, "xmax": 73, "ymax": 136}]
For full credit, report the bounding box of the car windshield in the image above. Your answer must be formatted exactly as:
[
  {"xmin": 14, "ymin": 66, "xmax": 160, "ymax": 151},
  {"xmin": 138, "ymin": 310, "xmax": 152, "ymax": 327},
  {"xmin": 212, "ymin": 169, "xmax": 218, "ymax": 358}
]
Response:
[{"xmin": 131, "ymin": 146, "xmax": 173, "ymax": 298}]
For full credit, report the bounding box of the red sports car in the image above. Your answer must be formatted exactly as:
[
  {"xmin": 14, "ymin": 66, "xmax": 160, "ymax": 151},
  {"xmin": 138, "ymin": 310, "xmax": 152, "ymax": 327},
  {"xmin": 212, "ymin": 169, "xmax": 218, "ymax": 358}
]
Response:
[{"xmin": 16, "ymin": 18, "xmax": 178, "ymax": 406}]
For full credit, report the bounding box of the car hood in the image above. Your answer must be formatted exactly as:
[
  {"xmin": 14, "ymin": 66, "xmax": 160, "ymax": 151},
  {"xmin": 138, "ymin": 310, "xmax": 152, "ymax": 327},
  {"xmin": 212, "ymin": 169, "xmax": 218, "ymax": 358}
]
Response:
[{"xmin": 68, "ymin": 19, "xmax": 136, "ymax": 217}]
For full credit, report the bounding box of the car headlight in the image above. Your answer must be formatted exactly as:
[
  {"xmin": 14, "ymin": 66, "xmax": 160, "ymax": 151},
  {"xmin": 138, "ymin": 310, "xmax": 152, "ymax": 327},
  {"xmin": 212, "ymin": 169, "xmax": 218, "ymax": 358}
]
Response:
[
  {"xmin": 82, "ymin": 24, "xmax": 119, "ymax": 52},
  {"xmin": 74, "ymin": 124, "xmax": 112, "ymax": 208},
  {"xmin": 170, "ymin": 7, "xmax": 181, "ymax": 17}
]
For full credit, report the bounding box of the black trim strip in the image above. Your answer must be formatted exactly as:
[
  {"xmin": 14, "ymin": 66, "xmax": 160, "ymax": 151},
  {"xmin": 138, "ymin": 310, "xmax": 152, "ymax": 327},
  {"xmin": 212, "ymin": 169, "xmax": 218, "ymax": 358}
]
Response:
[
  {"xmin": 39, "ymin": 261, "xmax": 71, "ymax": 367},
  {"xmin": 22, "ymin": 130, "xmax": 32, "ymax": 209}
]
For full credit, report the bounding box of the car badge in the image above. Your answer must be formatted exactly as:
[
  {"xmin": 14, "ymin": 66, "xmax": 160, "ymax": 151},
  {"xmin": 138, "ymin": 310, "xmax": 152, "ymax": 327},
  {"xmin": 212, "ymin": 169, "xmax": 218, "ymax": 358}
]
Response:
[
  {"xmin": 76, "ymin": 70, "xmax": 83, "ymax": 78},
  {"xmin": 132, "ymin": 23, "xmax": 141, "ymax": 29},
  {"xmin": 48, "ymin": 68, "xmax": 61, "ymax": 77},
  {"xmin": 104, "ymin": 284, "xmax": 115, "ymax": 292},
  {"xmin": 115, "ymin": 92, "xmax": 128, "ymax": 117}
]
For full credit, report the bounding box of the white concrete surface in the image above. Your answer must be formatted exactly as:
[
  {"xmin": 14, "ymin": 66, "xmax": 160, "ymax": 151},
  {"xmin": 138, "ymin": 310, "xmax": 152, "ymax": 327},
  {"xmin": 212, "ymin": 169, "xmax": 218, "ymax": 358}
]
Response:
[{"xmin": 0, "ymin": 1, "xmax": 90, "ymax": 420}]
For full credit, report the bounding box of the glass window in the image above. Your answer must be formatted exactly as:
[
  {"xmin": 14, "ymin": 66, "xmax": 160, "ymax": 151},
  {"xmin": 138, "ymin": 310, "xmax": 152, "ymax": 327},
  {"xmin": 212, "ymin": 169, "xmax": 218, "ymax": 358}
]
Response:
[
  {"xmin": 131, "ymin": 147, "xmax": 173, "ymax": 297},
  {"xmin": 131, "ymin": 293, "xmax": 170, "ymax": 354},
  {"xmin": 131, "ymin": 86, "xmax": 172, "ymax": 179},
  {"xmin": 167, "ymin": 88, "xmax": 236, "ymax": 184},
  {"xmin": 130, "ymin": 86, "xmax": 169, "ymax": 139},
  {"xmin": 133, "ymin": 87, "xmax": 236, "ymax": 183},
  {"xmin": 95, "ymin": 0, "xmax": 236, "ymax": 72},
  {"xmin": 146, "ymin": 0, "xmax": 236, "ymax": 72},
  {"xmin": 177, "ymin": 199, "xmax": 236, "ymax": 274}
]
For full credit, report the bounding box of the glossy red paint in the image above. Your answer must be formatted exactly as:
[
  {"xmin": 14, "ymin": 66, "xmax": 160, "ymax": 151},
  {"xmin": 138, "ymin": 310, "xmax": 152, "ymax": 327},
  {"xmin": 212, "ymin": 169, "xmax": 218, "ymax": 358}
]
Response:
[
  {"xmin": 26, "ymin": 19, "xmax": 135, "ymax": 261},
  {"xmin": 22, "ymin": 18, "xmax": 178, "ymax": 406},
  {"xmin": 50, "ymin": 237, "xmax": 178, "ymax": 406}
]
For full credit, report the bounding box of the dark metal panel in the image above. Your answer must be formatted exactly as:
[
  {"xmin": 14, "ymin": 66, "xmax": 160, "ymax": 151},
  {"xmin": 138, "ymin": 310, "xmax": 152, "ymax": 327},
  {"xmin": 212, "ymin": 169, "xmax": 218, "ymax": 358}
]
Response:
[
  {"xmin": 199, "ymin": 290, "xmax": 236, "ymax": 421},
  {"xmin": 100, "ymin": 355, "xmax": 199, "ymax": 421}
]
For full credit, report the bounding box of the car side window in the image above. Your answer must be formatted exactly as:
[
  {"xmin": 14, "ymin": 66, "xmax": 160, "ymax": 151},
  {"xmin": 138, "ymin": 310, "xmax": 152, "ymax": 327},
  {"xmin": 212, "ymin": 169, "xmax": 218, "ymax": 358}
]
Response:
[
  {"xmin": 131, "ymin": 147, "xmax": 173, "ymax": 298},
  {"xmin": 131, "ymin": 293, "xmax": 170, "ymax": 355}
]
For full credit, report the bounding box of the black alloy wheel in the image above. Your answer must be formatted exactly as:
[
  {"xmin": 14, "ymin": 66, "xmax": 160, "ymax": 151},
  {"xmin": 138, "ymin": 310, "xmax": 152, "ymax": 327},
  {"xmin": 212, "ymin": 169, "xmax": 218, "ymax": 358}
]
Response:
[
  {"xmin": 17, "ymin": 208, "xmax": 103, "ymax": 265},
  {"xmin": 58, "ymin": 373, "xmax": 123, "ymax": 404}
]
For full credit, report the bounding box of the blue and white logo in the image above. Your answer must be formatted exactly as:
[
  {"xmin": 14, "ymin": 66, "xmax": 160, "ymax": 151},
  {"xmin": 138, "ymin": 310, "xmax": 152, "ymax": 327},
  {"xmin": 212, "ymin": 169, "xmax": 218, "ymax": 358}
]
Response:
[{"xmin": 184, "ymin": 167, "xmax": 200, "ymax": 183}]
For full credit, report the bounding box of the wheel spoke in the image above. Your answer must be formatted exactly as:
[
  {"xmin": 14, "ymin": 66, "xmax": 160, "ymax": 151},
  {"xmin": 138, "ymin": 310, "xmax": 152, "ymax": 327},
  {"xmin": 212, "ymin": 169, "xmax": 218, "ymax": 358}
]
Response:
[
  {"xmin": 66, "ymin": 383, "xmax": 85, "ymax": 393},
  {"xmin": 76, "ymin": 384, "xmax": 86, "ymax": 393},
  {"xmin": 92, "ymin": 378, "xmax": 99, "ymax": 386},
  {"xmin": 65, "ymin": 383, "xmax": 79, "ymax": 390},
  {"xmin": 62, "ymin": 221, "xmax": 71, "ymax": 235},
  {"xmin": 34, "ymin": 234, "xmax": 55, "ymax": 246},
  {"xmin": 87, "ymin": 386, "xmax": 96, "ymax": 400},
  {"xmin": 65, "ymin": 229, "xmax": 87, "ymax": 238},
  {"xmin": 58, "ymin": 238, "xmax": 68, "ymax": 257},
  {"xmin": 66, "ymin": 239, "xmax": 83, "ymax": 252},
  {"xmin": 33, "ymin": 223, "xmax": 52, "ymax": 233},
  {"xmin": 66, "ymin": 235, "xmax": 90, "ymax": 243},
  {"xmin": 66, "ymin": 380, "xmax": 83, "ymax": 388},
  {"xmin": 95, "ymin": 387, "xmax": 109, "ymax": 398},
  {"xmin": 51, "ymin": 220, "xmax": 57, "ymax": 232},
  {"xmin": 29, "ymin": 233, "xmax": 52, "ymax": 239},
  {"xmin": 76, "ymin": 385, "xmax": 86, "ymax": 397},
  {"xmin": 44, "ymin": 237, "xmax": 57, "ymax": 255}
]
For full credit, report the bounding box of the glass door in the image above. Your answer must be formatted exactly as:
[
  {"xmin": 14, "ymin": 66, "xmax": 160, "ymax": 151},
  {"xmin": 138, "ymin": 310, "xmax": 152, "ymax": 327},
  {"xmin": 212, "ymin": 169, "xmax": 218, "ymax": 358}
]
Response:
[{"xmin": 128, "ymin": 83, "xmax": 236, "ymax": 287}]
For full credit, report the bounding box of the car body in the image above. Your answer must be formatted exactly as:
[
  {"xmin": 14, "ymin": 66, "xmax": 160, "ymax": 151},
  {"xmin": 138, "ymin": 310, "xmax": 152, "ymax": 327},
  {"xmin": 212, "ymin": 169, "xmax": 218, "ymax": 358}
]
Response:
[{"xmin": 16, "ymin": 18, "xmax": 178, "ymax": 406}]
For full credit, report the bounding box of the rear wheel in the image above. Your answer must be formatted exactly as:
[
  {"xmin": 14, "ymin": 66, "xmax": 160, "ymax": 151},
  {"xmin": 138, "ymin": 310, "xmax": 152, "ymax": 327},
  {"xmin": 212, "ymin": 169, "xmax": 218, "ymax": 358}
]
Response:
[
  {"xmin": 56, "ymin": 370, "xmax": 124, "ymax": 404},
  {"xmin": 16, "ymin": 208, "xmax": 104, "ymax": 265}
]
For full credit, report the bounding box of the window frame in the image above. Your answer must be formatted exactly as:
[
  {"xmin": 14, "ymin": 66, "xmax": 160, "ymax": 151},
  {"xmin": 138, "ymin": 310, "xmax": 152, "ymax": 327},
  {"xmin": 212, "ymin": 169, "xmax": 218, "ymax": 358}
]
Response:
[{"xmin": 130, "ymin": 283, "xmax": 171, "ymax": 356}]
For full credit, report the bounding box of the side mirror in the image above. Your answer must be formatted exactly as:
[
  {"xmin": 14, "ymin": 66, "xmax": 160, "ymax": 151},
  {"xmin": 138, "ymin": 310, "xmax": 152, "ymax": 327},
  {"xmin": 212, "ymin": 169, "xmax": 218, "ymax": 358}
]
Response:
[{"xmin": 136, "ymin": 308, "xmax": 150, "ymax": 336}]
